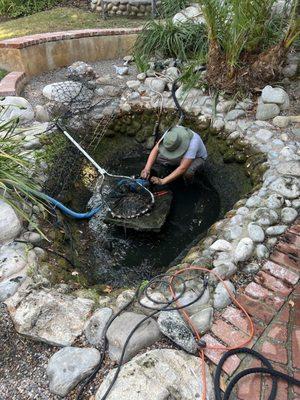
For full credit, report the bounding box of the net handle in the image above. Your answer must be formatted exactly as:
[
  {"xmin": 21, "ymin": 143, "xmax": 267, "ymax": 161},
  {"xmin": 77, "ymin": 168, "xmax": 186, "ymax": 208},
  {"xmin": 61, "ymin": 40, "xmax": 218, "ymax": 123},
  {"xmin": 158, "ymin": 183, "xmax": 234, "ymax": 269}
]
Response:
[{"xmin": 56, "ymin": 121, "xmax": 107, "ymax": 176}]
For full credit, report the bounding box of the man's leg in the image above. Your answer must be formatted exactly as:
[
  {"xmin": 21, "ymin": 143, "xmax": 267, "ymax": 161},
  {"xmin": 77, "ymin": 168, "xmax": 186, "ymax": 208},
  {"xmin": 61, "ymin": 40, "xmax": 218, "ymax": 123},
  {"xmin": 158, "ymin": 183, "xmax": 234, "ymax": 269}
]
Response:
[{"xmin": 183, "ymin": 158, "xmax": 205, "ymax": 184}]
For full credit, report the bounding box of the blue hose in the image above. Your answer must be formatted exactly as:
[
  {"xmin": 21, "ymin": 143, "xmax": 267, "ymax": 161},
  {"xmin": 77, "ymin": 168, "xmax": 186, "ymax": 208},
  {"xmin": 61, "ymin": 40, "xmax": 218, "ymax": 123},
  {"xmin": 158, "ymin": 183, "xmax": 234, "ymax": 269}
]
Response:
[{"xmin": 30, "ymin": 190, "xmax": 101, "ymax": 219}]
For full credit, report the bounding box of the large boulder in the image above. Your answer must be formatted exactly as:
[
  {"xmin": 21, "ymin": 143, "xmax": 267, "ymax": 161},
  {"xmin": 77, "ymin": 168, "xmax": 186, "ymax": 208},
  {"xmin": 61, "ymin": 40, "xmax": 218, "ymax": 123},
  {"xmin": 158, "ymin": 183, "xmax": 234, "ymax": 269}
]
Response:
[
  {"xmin": 0, "ymin": 97, "xmax": 34, "ymax": 124},
  {"xmin": 5, "ymin": 288, "xmax": 94, "ymax": 346},
  {"xmin": 0, "ymin": 201, "xmax": 22, "ymax": 244},
  {"xmin": 47, "ymin": 347, "xmax": 100, "ymax": 397},
  {"xmin": 95, "ymin": 349, "xmax": 214, "ymax": 400}
]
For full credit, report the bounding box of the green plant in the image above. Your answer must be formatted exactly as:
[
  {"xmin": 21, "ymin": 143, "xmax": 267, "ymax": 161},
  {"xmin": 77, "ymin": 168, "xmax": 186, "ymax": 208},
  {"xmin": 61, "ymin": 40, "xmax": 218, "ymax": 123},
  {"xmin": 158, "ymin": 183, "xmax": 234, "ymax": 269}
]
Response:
[
  {"xmin": 134, "ymin": 19, "xmax": 208, "ymax": 70},
  {"xmin": 196, "ymin": 0, "xmax": 300, "ymax": 91},
  {"xmin": 0, "ymin": 69, "xmax": 7, "ymax": 81},
  {"xmin": 0, "ymin": 112, "xmax": 45, "ymax": 229},
  {"xmin": 159, "ymin": 0, "xmax": 190, "ymax": 17},
  {"xmin": 0, "ymin": 0, "xmax": 58, "ymax": 18}
]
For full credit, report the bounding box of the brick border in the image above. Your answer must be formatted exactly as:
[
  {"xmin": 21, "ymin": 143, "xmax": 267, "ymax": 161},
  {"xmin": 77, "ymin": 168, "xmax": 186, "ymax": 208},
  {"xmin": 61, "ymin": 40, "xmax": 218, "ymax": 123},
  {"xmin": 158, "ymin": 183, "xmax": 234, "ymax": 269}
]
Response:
[
  {"xmin": 0, "ymin": 71, "xmax": 27, "ymax": 96},
  {"xmin": 0, "ymin": 28, "xmax": 142, "ymax": 49}
]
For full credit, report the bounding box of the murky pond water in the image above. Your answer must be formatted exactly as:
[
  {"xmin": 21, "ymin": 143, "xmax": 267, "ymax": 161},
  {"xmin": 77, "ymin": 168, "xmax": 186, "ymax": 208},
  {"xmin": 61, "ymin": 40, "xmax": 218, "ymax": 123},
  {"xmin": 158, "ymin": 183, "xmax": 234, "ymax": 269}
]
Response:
[{"xmin": 45, "ymin": 110, "xmax": 252, "ymax": 288}]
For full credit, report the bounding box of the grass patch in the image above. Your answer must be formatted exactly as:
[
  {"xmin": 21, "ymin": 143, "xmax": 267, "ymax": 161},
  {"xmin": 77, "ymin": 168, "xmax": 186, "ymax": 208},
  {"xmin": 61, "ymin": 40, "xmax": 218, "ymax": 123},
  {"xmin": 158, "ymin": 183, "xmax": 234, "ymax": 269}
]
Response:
[
  {"xmin": 0, "ymin": 6, "xmax": 144, "ymax": 40},
  {"xmin": 0, "ymin": 69, "xmax": 7, "ymax": 80}
]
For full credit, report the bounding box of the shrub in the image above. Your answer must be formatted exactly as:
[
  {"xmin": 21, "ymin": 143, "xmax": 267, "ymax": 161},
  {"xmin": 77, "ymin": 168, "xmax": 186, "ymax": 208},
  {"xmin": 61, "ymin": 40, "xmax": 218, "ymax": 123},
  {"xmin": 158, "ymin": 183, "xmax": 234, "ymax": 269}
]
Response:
[
  {"xmin": 0, "ymin": 0, "xmax": 58, "ymax": 18},
  {"xmin": 158, "ymin": 0, "xmax": 190, "ymax": 17},
  {"xmin": 134, "ymin": 19, "xmax": 208, "ymax": 70}
]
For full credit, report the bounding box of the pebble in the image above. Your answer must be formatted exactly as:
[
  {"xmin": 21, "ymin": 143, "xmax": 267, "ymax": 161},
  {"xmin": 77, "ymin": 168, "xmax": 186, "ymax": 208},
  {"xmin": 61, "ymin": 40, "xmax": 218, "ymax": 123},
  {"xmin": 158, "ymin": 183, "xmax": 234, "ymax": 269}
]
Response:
[
  {"xmin": 273, "ymin": 116, "xmax": 290, "ymax": 128},
  {"xmin": 269, "ymin": 177, "xmax": 300, "ymax": 199},
  {"xmin": 234, "ymin": 238, "xmax": 254, "ymax": 262},
  {"xmin": 267, "ymin": 194, "xmax": 284, "ymax": 209},
  {"xmin": 252, "ymin": 207, "xmax": 279, "ymax": 226},
  {"xmin": 256, "ymin": 244, "xmax": 269, "ymax": 259},
  {"xmin": 213, "ymin": 281, "xmax": 235, "ymax": 309},
  {"xmin": 256, "ymin": 103, "xmax": 280, "ymax": 120},
  {"xmin": 255, "ymin": 129, "xmax": 274, "ymax": 142},
  {"xmin": 261, "ymin": 85, "xmax": 289, "ymax": 106},
  {"xmin": 281, "ymin": 207, "xmax": 298, "ymax": 224},
  {"xmin": 245, "ymin": 195, "xmax": 262, "ymax": 208},
  {"xmin": 243, "ymin": 261, "xmax": 260, "ymax": 274},
  {"xmin": 190, "ymin": 307, "xmax": 213, "ymax": 334},
  {"xmin": 225, "ymin": 109, "xmax": 246, "ymax": 121},
  {"xmin": 265, "ymin": 225, "xmax": 288, "ymax": 236},
  {"xmin": 247, "ymin": 223, "xmax": 265, "ymax": 243},
  {"xmin": 210, "ymin": 239, "xmax": 232, "ymax": 252}
]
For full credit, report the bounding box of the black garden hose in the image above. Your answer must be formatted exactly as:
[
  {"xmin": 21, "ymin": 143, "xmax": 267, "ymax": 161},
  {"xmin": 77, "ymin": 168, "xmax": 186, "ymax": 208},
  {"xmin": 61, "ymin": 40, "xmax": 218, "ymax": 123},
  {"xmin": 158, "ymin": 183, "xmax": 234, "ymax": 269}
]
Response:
[{"xmin": 214, "ymin": 347, "xmax": 300, "ymax": 400}]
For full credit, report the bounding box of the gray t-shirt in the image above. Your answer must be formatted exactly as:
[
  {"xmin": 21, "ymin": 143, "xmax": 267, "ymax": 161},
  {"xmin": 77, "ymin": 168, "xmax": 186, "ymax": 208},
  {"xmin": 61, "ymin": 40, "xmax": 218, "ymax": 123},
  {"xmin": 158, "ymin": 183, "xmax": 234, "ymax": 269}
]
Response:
[{"xmin": 184, "ymin": 131, "xmax": 207, "ymax": 160}]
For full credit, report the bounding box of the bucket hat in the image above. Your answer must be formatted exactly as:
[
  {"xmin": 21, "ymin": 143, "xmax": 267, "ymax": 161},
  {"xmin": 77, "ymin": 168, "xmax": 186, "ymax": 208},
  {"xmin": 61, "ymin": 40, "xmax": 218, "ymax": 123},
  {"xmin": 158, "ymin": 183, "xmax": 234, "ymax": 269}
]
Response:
[{"xmin": 158, "ymin": 126, "xmax": 193, "ymax": 160}]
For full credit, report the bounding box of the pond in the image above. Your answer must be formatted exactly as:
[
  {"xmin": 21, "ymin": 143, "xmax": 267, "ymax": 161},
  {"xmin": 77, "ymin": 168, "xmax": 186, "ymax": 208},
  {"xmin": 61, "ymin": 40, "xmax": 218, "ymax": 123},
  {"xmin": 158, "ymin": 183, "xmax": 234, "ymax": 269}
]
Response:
[{"xmin": 44, "ymin": 110, "xmax": 253, "ymax": 288}]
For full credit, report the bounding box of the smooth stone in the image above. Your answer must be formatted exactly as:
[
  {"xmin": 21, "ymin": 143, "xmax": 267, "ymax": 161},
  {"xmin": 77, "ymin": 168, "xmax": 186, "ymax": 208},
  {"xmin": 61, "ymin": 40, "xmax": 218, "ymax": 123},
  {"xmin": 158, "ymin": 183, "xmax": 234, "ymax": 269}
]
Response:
[
  {"xmin": 276, "ymin": 161, "xmax": 300, "ymax": 177},
  {"xmin": 256, "ymin": 103, "xmax": 280, "ymax": 120},
  {"xmin": 107, "ymin": 312, "xmax": 161, "ymax": 363},
  {"xmin": 217, "ymin": 100, "xmax": 236, "ymax": 113},
  {"xmin": 210, "ymin": 239, "xmax": 232, "ymax": 252},
  {"xmin": 224, "ymin": 225, "xmax": 243, "ymax": 241},
  {"xmin": 0, "ymin": 96, "xmax": 34, "ymax": 123},
  {"xmin": 243, "ymin": 261, "xmax": 260, "ymax": 274},
  {"xmin": 210, "ymin": 261, "xmax": 237, "ymax": 281},
  {"xmin": 173, "ymin": 4, "xmax": 205, "ymax": 24},
  {"xmin": 252, "ymin": 207, "xmax": 279, "ymax": 226},
  {"xmin": 265, "ymin": 225, "xmax": 288, "ymax": 236},
  {"xmin": 234, "ymin": 238, "xmax": 254, "ymax": 262},
  {"xmin": 137, "ymin": 72, "xmax": 146, "ymax": 81},
  {"xmin": 256, "ymin": 244, "xmax": 269, "ymax": 259},
  {"xmin": 225, "ymin": 109, "xmax": 245, "ymax": 121},
  {"xmin": 173, "ymin": 287, "xmax": 210, "ymax": 315},
  {"xmin": 43, "ymin": 81, "xmax": 92, "ymax": 103},
  {"xmin": 213, "ymin": 281, "xmax": 235, "ymax": 309},
  {"xmin": 35, "ymin": 105, "xmax": 50, "ymax": 122},
  {"xmin": 247, "ymin": 223, "xmax": 265, "ymax": 243},
  {"xmin": 95, "ymin": 349, "xmax": 214, "ymax": 400},
  {"xmin": 281, "ymin": 207, "xmax": 298, "ymax": 223},
  {"xmin": 0, "ymin": 244, "xmax": 28, "ymax": 281},
  {"xmin": 245, "ymin": 196, "xmax": 262, "ymax": 208},
  {"xmin": 85, "ymin": 308, "xmax": 112, "ymax": 346},
  {"xmin": 0, "ymin": 201, "xmax": 22, "ymax": 245},
  {"xmin": 269, "ymin": 177, "xmax": 300, "ymax": 199},
  {"xmin": 47, "ymin": 347, "xmax": 100, "ymax": 397},
  {"xmin": 273, "ymin": 116, "xmax": 290, "ymax": 128},
  {"xmin": 144, "ymin": 77, "xmax": 166, "ymax": 93},
  {"xmin": 212, "ymin": 118, "xmax": 225, "ymax": 132},
  {"xmin": 267, "ymin": 194, "xmax": 284, "ymax": 209},
  {"xmin": 116, "ymin": 289, "xmax": 135, "ymax": 309},
  {"xmin": 261, "ymin": 85, "xmax": 289, "ymax": 108},
  {"xmin": 255, "ymin": 128, "xmax": 274, "ymax": 142},
  {"xmin": 190, "ymin": 307, "xmax": 213, "ymax": 334},
  {"xmin": 5, "ymin": 289, "xmax": 94, "ymax": 346},
  {"xmin": 21, "ymin": 231, "xmax": 42, "ymax": 244},
  {"xmin": 157, "ymin": 310, "xmax": 198, "ymax": 354},
  {"xmin": 0, "ymin": 275, "xmax": 26, "ymax": 302},
  {"xmin": 126, "ymin": 80, "xmax": 140, "ymax": 90},
  {"xmin": 292, "ymin": 199, "xmax": 300, "ymax": 209}
]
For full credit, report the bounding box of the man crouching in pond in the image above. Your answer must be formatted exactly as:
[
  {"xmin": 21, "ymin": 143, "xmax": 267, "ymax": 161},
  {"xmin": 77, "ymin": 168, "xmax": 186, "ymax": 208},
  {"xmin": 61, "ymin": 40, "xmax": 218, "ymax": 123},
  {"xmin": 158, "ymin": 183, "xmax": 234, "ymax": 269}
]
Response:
[{"xmin": 141, "ymin": 126, "xmax": 208, "ymax": 185}]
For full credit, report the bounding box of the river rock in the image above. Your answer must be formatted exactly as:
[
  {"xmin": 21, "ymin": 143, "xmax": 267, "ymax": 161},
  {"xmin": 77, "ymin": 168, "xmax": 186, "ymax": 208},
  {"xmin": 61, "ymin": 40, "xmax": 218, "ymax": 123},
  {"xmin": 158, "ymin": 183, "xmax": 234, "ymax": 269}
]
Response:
[
  {"xmin": 95, "ymin": 349, "xmax": 214, "ymax": 400},
  {"xmin": 107, "ymin": 312, "xmax": 161, "ymax": 363},
  {"xmin": 213, "ymin": 281, "xmax": 235, "ymax": 309},
  {"xmin": 276, "ymin": 161, "xmax": 300, "ymax": 177},
  {"xmin": 225, "ymin": 109, "xmax": 245, "ymax": 121},
  {"xmin": 173, "ymin": 4, "xmax": 205, "ymax": 24},
  {"xmin": 144, "ymin": 77, "xmax": 166, "ymax": 93},
  {"xmin": 243, "ymin": 261, "xmax": 260, "ymax": 274},
  {"xmin": 252, "ymin": 207, "xmax": 279, "ymax": 226},
  {"xmin": 158, "ymin": 310, "xmax": 198, "ymax": 353},
  {"xmin": 267, "ymin": 194, "xmax": 284, "ymax": 209},
  {"xmin": 190, "ymin": 307, "xmax": 213, "ymax": 333},
  {"xmin": 256, "ymin": 103, "xmax": 280, "ymax": 120},
  {"xmin": 0, "ymin": 96, "xmax": 34, "ymax": 123},
  {"xmin": 0, "ymin": 275, "xmax": 26, "ymax": 302},
  {"xmin": 234, "ymin": 238, "xmax": 254, "ymax": 262},
  {"xmin": 115, "ymin": 289, "xmax": 135, "ymax": 309},
  {"xmin": 224, "ymin": 225, "xmax": 243, "ymax": 241},
  {"xmin": 255, "ymin": 129, "xmax": 274, "ymax": 142},
  {"xmin": 0, "ymin": 243, "xmax": 28, "ymax": 281},
  {"xmin": 247, "ymin": 223, "xmax": 265, "ymax": 243},
  {"xmin": 245, "ymin": 195, "xmax": 262, "ymax": 208},
  {"xmin": 42, "ymin": 81, "xmax": 93, "ymax": 103},
  {"xmin": 0, "ymin": 201, "xmax": 22, "ymax": 245},
  {"xmin": 173, "ymin": 287, "xmax": 210, "ymax": 315},
  {"xmin": 85, "ymin": 308, "xmax": 112, "ymax": 346},
  {"xmin": 273, "ymin": 116, "xmax": 290, "ymax": 128},
  {"xmin": 210, "ymin": 239, "xmax": 232, "ymax": 252},
  {"xmin": 265, "ymin": 225, "xmax": 288, "ymax": 236},
  {"xmin": 47, "ymin": 347, "xmax": 100, "ymax": 397},
  {"xmin": 256, "ymin": 244, "xmax": 269, "ymax": 259},
  {"xmin": 211, "ymin": 261, "xmax": 237, "ymax": 280},
  {"xmin": 269, "ymin": 177, "xmax": 300, "ymax": 199},
  {"xmin": 261, "ymin": 85, "xmax": 289, "ymax": 109},
  {"xmin": 67, "ymin": 61, "xmax": 96, "ymax": 81},
  {"xmin": 5, "ymin": 288, "xmax": 94, "ymax": 346},
  {"xmin": 281, "ymin": 207, "xmax": 298, "ymax": 224},
  {"xmin": 35, "ymin": 105, "xmax": 50, "ymax": 122}
]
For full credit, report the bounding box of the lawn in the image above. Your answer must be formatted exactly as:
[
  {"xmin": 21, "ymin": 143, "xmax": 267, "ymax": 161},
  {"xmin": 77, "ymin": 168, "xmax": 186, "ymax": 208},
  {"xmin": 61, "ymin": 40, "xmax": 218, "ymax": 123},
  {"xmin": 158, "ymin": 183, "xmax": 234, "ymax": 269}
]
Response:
[{"xmin": 0, "ymin": 7, "xmax": 145, "ymax": 41}]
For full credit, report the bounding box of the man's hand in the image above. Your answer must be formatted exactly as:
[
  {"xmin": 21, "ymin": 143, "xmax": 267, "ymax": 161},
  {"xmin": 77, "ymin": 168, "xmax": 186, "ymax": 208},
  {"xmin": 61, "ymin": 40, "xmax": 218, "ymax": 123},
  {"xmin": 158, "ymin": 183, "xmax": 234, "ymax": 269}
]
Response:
[
  {"xmin": 151, "ymin": 176, "xmax": 164, "ymax": 185},
  {"xmin": 141, "ymin": 168, "xmax": 150, "ymax": 179}
]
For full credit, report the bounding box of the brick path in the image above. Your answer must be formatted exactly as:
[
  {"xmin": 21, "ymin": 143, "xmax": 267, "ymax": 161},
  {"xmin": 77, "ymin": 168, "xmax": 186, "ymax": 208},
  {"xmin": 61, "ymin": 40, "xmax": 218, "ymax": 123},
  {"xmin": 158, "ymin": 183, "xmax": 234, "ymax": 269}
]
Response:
[{"xmin": 204, "ymin": 218, "xmax": 300, "ymax": 399}]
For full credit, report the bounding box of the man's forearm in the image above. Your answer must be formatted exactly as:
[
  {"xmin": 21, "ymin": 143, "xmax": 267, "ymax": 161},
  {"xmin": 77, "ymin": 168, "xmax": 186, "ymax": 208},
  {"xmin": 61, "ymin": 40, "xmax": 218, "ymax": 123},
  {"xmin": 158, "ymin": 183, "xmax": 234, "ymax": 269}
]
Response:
[{"xmin": 145, "ymin": 145, "xmax": 159, "ymax": 170}]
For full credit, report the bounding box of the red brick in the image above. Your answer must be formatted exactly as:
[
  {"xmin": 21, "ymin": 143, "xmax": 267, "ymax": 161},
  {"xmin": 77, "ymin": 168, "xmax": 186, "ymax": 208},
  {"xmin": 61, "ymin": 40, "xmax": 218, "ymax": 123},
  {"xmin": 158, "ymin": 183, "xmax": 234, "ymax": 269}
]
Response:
[
  {"xmin": 236, "ymin": 294, "xmax": 275, "ymax": 324},
  {"xmin": 289, "ymin": 225, "xmax": 300, "ymax": 236},
  {"xmin": 244, "ymin": 281, "xmax": 284, "ymax": 310},
  {"xmin": 211, "ymin": 319, "xmax": 252, "ymax": 347},
  {"xmin": 260, "ymin": 340, "xmax": 288, "ymax": 364},
  {"xmin": 278, "ymin": 304, "xmax": 291, "ymax": 324},
  {"xmin": 292, "ymin": 328, "xmax": 300, "ymax": 369},
  {"xmin": 276, "ymin": 241, "xmax": 300, "ymax": 259},
  {"xmin": 263, "ymin": 261, "xmax": 299, "ymax": 285},
  {"xmin": 268, "ymin": 323, "xmax": 288, "ymax": 342},
  {"xmin": 255, "ymin": 271, "xmax": 292, "ymax": 297},
  {"xmin": 270, "ymin": 250, "xmax": 299, "ymax": 271},
  {"xmin": 222, "ymin": 306, "xmax": 250, "ymax": 334},
  {"xmin": 237, "ymin": 360, "xmax": 262, "ymax": 400},
  {"xmin": 285, "ymin": 232, "xmax": 300, "ymax": 247},
  {"xmin": 201, "ymin": 333, "xmax": 241, "ymax": 375}
]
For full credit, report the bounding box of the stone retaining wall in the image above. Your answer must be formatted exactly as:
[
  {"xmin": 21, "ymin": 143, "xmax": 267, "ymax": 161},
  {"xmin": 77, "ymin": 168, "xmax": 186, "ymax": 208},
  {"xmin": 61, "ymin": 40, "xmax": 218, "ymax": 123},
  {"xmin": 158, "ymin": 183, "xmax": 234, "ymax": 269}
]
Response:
[
  {"xmin": 0, "ymin": 28, "xmax": 141, "ymax": 78},
  {"xmin": 91, "ymin": 0, "xmax": 155, "ymax": 16}
]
